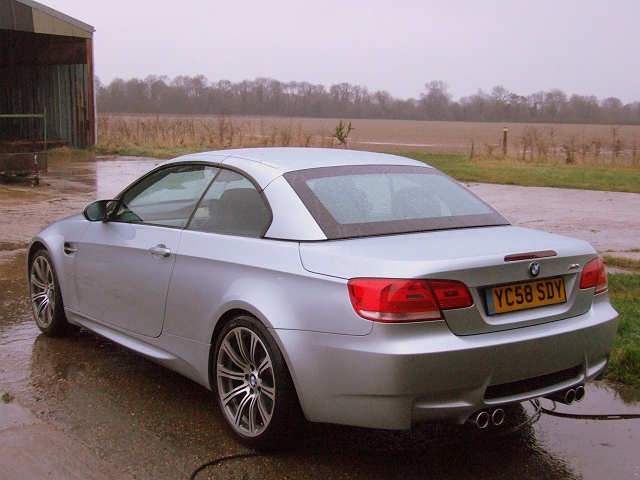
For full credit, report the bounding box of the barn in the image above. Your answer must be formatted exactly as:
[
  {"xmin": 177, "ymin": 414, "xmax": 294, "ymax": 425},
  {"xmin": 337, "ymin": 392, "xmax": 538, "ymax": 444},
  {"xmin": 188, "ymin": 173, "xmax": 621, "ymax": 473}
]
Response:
[{"xmin": 0, "ymin": 0, "xmax": 95, "ymax": 157}]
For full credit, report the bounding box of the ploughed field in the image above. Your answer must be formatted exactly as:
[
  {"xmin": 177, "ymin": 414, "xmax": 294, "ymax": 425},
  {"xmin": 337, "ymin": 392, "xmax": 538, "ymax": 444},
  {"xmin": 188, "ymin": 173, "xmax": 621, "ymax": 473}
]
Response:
[{"xmin": 97, "ymin": 114, "xmax": 640, "ymax": 166}]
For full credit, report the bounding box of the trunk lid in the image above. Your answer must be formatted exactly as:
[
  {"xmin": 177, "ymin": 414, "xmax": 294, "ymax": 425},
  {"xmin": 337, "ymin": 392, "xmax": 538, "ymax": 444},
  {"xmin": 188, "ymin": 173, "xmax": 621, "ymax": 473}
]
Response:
[{"xmin": 299, "ymin": 226, "xmax": 599, "ymax": 335}]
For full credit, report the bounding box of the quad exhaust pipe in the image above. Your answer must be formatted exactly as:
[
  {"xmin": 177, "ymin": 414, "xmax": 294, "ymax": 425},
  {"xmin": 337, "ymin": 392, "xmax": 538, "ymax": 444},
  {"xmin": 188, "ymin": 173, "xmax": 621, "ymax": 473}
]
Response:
[
  {"xmin": 544, "ymin": 385, "xmax": 586, "ymax": 405},
  {"xmin": 470, "ymin": 385, "xmax": 586, "ymax": 428},
  {"xmin": 470, "ymin": 408, "xmax": 505, "ymax": 428},
  {"xmin": 575, "ymin": 385, "xmax": 586, "ymax": 402}
]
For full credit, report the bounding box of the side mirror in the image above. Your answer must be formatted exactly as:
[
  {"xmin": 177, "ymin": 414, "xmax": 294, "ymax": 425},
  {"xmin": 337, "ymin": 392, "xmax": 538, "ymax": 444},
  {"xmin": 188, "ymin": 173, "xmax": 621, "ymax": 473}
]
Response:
[{"xmin": 83, "ymin": 200, "xmax": 117, "ymax": 222}]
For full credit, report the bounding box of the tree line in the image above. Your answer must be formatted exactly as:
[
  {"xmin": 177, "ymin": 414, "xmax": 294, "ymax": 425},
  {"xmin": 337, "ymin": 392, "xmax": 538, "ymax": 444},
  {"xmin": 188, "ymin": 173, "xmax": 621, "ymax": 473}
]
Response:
[{"xmin": 96, "ymin": 76, "xmax": 640, "ymax": 125}]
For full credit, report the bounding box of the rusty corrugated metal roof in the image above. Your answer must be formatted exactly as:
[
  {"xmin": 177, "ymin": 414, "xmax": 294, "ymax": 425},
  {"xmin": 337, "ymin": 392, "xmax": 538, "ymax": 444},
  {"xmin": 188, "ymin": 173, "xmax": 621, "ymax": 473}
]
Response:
[{"xmin": 0, "ymin": 0, "xmax": 94, "ymax": 38}]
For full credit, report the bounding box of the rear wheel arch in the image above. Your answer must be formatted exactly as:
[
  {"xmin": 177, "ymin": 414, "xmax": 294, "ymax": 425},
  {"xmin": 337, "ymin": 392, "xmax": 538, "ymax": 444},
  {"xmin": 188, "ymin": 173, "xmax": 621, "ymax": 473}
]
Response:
[
  {"xmin": 208, "ymin": 311, "xmax": 304, "ymax": 450},
  {"xmin": 208, "ymin": 308, "xmax": 285, "ymax": 387}
]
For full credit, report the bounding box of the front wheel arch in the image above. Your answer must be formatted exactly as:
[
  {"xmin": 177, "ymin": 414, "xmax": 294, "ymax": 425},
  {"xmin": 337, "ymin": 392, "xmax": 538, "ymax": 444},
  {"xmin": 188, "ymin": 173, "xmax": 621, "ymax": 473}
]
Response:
[
  {"xmin": 27, "ymin": 247, "xmax": 72, "ymax": 336},
  {"xmin": 27, "ymin": 241, "xmax": 47, "ymax": 267}
]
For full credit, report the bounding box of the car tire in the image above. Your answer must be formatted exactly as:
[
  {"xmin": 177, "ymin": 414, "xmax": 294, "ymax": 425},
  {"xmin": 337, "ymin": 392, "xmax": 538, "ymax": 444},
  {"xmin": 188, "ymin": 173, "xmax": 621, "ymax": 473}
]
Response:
[
  {"xmin": 213, "ymin": 314, "xmax": 303, "ymax": 450},
  {"xmin": 28, "ymin": 249, "xmax": 71, "ymax": 336}
]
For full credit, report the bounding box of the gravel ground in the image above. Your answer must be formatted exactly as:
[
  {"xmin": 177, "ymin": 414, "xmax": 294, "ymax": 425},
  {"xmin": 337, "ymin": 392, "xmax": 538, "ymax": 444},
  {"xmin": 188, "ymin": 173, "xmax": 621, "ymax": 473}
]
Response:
[
  {"xmin": 466, "ymin": 182, "xmax": 640, "ymax": 262},
  {"xmin": 0, "ymin": 156, "xmax": 638, "ymax": 480}
]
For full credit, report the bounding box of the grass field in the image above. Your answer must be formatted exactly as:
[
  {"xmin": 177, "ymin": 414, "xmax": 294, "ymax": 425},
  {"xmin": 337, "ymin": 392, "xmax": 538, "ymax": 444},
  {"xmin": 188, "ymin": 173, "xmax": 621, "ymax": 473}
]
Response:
[
  {"xmin": 404, "ymin": 153, "xmax": 640, "ymax": 193},
  {"xmin": 607, "ymin": 274, "xmax": 640, "ymax": 388}
]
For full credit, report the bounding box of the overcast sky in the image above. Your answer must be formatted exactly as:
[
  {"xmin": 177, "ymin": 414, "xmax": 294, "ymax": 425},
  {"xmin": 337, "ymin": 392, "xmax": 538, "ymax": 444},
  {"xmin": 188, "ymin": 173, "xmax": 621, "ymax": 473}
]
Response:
[{"xmin": 42, "ymin": 0, "xmax": 640, "ymax": 103}]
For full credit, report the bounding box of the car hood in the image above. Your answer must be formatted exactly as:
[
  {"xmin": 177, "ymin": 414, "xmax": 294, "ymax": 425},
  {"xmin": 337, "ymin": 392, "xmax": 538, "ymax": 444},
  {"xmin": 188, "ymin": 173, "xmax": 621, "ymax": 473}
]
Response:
[{"xmin": 299, "ymin": 226, "xmax": 595, "ymax": 280}]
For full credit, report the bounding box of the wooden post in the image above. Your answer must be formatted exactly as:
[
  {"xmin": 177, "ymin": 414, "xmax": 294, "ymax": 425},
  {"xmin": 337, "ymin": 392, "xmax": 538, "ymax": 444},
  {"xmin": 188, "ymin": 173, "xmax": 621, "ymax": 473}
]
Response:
[{"xmin": 502, "ymin": 127, "xmax": 508, "ymax": 156}]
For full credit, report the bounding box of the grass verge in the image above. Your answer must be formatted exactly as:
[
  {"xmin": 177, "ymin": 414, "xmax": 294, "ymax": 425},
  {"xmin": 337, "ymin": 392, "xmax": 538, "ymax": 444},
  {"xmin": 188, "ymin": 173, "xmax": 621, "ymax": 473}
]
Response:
[
  {"xmin": 47, "ymin": 146, "xmax": 96, "ymax": 160},
  {"xmin": 404, "ymin": 153, "xmax": 640, "ymax": 194},
  {"xmin": 606, "ymin": 273, "xmax": 640, "ymax": 388},
  {"xmin": 47, "ymin": 144, "xmax": 208, "ymax": 160},
  {"xmin": 604, "ymin": 256, "xmax": 640, "ymax": 271},
  {"xmin": 92, "ymin": 143, "xmax": 207, "ymax": 160}
]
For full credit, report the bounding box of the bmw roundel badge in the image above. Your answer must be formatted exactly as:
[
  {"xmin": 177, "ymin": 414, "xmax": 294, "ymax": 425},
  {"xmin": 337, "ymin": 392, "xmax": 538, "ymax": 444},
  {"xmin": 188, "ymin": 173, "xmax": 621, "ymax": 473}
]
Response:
[{"xmin": 529, "ymin": 261, "xmax": 540, "ymax": 277}]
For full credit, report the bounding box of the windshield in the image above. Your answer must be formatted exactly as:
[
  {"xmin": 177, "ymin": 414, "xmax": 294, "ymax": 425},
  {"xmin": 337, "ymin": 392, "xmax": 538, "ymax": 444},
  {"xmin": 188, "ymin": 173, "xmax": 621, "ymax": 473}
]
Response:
[{"xmin": 284, "ymin": 165, "xmax": 509, "ymax": 239}]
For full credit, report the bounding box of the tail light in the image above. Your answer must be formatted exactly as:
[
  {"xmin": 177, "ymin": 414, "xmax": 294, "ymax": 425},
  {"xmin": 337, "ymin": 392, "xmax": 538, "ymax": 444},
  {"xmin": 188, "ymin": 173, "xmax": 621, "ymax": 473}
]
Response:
[
  {"xmin": 579, "ymin": 257, "xmax": 608, "ymax": 294},
  {"xmin": 348, "ymin": 278, "xmax": 473, "ymax": 323}
]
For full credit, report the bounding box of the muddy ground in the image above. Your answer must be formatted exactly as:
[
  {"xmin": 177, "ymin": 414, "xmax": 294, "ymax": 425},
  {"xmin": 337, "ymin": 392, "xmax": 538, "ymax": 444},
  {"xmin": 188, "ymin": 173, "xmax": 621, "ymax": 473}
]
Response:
[{"xmin": 1, "ymin": 156, "xmax": 639, "ymax": 479}]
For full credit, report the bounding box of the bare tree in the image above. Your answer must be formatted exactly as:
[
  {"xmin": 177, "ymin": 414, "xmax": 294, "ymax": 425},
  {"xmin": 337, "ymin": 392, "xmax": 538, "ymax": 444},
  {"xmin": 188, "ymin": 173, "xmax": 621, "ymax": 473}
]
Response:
[
  {"xmin": 95, "ymin": 75, "xmax": 640, "ymax": 125},
  {"xmin": 420, "ymin": 81, "xmax": 452, "ymax": 120}
]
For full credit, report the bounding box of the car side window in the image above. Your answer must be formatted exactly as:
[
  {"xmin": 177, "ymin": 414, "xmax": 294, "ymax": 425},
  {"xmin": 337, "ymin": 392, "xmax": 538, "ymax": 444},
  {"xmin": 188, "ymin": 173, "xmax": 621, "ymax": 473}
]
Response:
[
  {"xmin": 188, "ymin": 169, "xmax": 270, "ymax": 237},
  {"xmin": 113, "ymin": 165, "xmax": 218, "ymax": 228}
]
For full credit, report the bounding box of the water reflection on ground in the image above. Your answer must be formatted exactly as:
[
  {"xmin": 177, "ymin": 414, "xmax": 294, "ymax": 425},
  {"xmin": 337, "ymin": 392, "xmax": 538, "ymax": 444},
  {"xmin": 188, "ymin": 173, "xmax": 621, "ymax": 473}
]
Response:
[
  {"xmin": 0, "ymin": 316, "xmax": 580, "ymax": 479},
  {"xmin": 1, "ymin": 156, "xmax": 639, "ymax": 479},
  {"xmin": 94, "ymin": 156, "xmax": 163, "ymax": 199}
]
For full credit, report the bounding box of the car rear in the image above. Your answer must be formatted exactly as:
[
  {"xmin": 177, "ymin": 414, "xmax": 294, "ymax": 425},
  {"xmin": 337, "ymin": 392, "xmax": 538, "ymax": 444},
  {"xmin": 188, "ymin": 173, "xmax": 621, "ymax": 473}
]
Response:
[
  {"xmin": 268, "ymin": 161, "xmax": 618, "ymax": 429},
  {"xmin": 291, "ymin": 226, "xmax": 617, "ymax": 427}
]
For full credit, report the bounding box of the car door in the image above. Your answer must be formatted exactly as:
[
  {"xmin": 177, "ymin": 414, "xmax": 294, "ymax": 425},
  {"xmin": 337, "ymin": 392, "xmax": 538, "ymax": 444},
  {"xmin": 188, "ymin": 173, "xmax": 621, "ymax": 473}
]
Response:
[
  {"xmin": 162, "ymin": 168, "xmax": 272, "ymax": 340},
  {"xmin": 74, "ymin": 164, "xmax": 218, "ymax": 337}
]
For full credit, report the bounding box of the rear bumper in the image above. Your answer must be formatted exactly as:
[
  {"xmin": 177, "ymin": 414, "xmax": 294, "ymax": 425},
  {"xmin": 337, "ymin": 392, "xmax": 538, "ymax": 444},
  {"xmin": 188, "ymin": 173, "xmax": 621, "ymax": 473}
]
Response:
[{"xmin": 274, "ymin": 295, "xmax": 618, "ymax": 430}]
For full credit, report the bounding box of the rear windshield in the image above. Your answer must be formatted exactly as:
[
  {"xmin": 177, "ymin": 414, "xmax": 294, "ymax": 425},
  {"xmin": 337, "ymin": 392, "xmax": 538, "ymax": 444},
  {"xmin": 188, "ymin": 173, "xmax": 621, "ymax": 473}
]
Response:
[{"xmin": 284, "ymin": 165, "xmax": 509, "ymax": 239}]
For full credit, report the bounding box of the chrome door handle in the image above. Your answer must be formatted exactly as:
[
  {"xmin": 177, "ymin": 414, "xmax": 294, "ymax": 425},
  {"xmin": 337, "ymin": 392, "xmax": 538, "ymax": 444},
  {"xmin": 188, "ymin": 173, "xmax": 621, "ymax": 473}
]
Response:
[{"xmin": 148, "ymin": 245, "xmax": 171, "ymax": 257}]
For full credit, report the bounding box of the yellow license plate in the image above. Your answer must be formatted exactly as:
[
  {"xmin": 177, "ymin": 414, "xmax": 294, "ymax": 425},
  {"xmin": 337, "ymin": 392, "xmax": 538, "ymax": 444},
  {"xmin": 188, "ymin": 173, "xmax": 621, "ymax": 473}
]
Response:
[{"xmin": 485, "ymin": 277, "xmax": 566, "ymax": 315}]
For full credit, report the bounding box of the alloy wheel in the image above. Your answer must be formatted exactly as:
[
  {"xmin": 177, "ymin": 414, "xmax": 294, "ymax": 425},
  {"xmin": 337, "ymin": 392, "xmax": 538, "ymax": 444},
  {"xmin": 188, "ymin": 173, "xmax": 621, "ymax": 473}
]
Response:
[
  {"xmin": 30, "ymin": 255, "xmax": 56, "ymax": 329},
  {"xmin": 216, "ymin": 326, "xmax": 276, "ymax": 437}
]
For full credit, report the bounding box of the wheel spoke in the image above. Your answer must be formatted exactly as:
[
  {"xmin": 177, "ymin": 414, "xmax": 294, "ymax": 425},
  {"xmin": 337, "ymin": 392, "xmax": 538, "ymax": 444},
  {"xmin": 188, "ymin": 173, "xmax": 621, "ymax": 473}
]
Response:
[
  {"xmin": 32, "ymin": 258, "xmax": 44, "ymax": 280},
  {"xmin": 247, "ymin": 394, "xmax": 260, "ymax": 432},
  {"xmin": 256, "ymin": 392, "xmax": 273, "ymax": 425},
  {"xmin": 30, "ymin": 274, "xmax": 47, "ymax": 291},
  {"xmin": 249, "ymin": 334, "xmax": 259, "ymax": 364},
  {"xmin": 221, "ymin": 338, "xmax": 249, "ymax": 371},
  {"xmin": 35, "ymin": 296, "xmax": 48, "ymax": 318},
  {"xmin": 235, "ymin": 329, "xmax": 252, "ymax": 365},
  {"xmin": 35, "ymin": 297, "xmax": 51, "ymax": 326},
  {"xmin": 260, "ymin": 384, "xmax": 275, "ymax": 402},
  {"xmin": 34, "ymin": 258, "xmax": 51, "ymax": 284},
  {"xmin": 222, "ymin": 383, "xmax": 250, "ymax": 407},
  {"xmin": 32, "ymin": 291, "xmax": 48, "ymax": 303},
  {"xmin": 257, "ymin": 356, "xmax": 271, "ymax": 377},
  {"xmin": 233, "ymin": 391, "xmax": 254, "ymax": 428},
  {"xmin": 217, "ymin": 364, "xmax": 246, "ymax": 382},
  {"xmin": 44, "ymin": 302, "xmax": 53, "ymax": 324}
]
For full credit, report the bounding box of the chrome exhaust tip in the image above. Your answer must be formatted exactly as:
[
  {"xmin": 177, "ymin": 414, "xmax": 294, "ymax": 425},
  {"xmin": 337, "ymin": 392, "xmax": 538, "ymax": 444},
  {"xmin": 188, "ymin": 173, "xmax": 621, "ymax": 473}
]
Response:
[
  {"xmin": 545, "ymin": 388, "xmax": 576, "ymax": 405},
  {"xmin": 474, "ymin": 411, "xmax": 490, "ymax": 429},
  {"xmin": 491, "ymin": 408, "xmax": 505, "ymax": 426},
  {"xmin": 574, "ymin": 385, "xmax": 586, "ymax": 402},
  {"xmin": 565, "ymin": 388, "xmax": 576, "ymax": 404}
]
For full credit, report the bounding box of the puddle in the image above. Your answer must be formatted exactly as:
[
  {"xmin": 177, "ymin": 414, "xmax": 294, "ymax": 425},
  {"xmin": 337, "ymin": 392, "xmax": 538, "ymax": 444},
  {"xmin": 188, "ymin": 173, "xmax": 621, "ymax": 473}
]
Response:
[
  {"xmin": 94, "ymin": 157, "xmax": 162, "ymax": 199},
  {"xmin": 0, "ymin": 156, "xmax": 161, "ymax": 246},
  {"xmin": 1, "ymin": 156, "xmax": 639, "ymax": 479},
  {"xmin": 532, "ymin": 385, "xmax": 640, "ymax": 479}
]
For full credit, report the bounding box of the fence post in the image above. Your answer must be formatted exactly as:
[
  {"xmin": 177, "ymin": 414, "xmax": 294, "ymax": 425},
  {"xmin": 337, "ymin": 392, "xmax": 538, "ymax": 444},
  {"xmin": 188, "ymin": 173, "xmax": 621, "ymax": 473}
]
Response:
[{"xmin": 502, "ymin": 127, "xmax": 508, "ymax": 156}]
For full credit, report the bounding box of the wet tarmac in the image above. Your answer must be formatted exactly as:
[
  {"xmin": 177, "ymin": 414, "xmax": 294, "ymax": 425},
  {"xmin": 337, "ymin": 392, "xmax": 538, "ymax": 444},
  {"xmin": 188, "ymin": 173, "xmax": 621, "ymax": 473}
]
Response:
[{"xmin": 1, "ymin": 155, "xmax": 639, "ymax": 479}]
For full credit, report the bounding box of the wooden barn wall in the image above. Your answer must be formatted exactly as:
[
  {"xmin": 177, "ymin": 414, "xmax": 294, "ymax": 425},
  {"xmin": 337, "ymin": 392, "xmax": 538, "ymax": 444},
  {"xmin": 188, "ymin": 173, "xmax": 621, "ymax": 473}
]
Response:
[
  {"xmin": 0, "ymin": 64, "xmax": 90, "ymax": 147},
  {"xmin": 0, "ymin": 30, "xmax": 93, "ymax": 148}
]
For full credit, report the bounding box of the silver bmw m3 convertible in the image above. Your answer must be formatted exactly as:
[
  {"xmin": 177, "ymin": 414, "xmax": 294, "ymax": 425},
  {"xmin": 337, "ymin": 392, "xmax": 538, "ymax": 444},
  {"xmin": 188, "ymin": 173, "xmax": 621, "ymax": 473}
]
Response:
[{"xmin": 28, "ymin": 148, "xmax": 618, "ymax": 449}]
